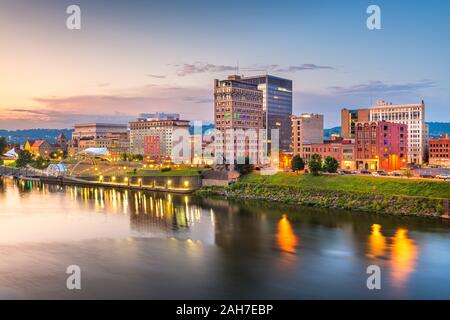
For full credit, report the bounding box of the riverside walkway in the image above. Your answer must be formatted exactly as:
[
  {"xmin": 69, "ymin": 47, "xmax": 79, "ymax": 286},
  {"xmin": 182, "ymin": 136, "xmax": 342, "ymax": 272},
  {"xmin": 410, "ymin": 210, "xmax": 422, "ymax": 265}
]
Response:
[{"xmin": 0, "ymin": 166, "xmax": 199, "ymax": 194}]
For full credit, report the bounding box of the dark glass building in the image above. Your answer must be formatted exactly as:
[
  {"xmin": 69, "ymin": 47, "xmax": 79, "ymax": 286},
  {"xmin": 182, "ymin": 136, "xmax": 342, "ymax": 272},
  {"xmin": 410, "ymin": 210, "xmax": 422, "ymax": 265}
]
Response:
[{"xmin": 241, "ymin": 75, "xmax": 293, "ymax": 151}]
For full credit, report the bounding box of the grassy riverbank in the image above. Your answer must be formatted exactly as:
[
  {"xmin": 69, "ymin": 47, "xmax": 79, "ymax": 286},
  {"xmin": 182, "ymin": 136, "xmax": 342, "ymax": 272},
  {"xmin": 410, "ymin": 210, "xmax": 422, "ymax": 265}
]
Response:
[
  {"xmin": 196, "ymin": 173, "xmax": 450, "ymax": 217},
  {"xmin": 240, "ymin": 173, "xmax": 450, "ymax": 199}
]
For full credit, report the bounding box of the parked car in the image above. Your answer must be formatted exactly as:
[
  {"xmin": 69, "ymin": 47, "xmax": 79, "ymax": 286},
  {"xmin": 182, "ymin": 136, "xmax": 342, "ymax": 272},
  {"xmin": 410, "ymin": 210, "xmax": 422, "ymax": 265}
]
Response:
[
  {"xmin": 436, "ymin": 174, "xmax": 450, "ymax": 180},
  {"xmin": 377, "ymin": 171, "xmax": 388, "ymax": 176},
  {"xmin": 371, "ymin": 172, "xmax": 380, "ymax": 177},
  {"xmin": 420, "ymin": 173, "xmax": 434, "ymax": 179},
  {"xmin": 392, "ymin": 172, "xmax": 403, "ymax": 177},
  {"xmin": 360, "ymin": 169, "xmax": 371, "ymax": 175}
]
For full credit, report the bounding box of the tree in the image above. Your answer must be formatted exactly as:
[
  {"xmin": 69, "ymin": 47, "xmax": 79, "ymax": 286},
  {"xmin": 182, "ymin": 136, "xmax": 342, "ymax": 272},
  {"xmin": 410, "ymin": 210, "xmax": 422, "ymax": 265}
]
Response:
[
  {"xmin": 16, "ymin": 150, "xmax": 34, "ymax": 168},
  {"xmin": 33, "ymin": 155, "xmax": 49, "ymax": 169},
  {"xmin": 308, "ymin": 154, "xmax": 323, "ymax": 176},
  {"xmin": 405, "ymin": 168, "xmax": 413, "ymax": 179},
  {"xmin": 0, "ymin": 137, "xmax": 7, "ymax": 155},
  {"xmin": 291, "ymin": 155, "xmax": 305, "ymax": 173},
  {"xmin": 235, "ymin": 156, "xmax": 253, "ymax": 175},
  {"xmin": 323, "ymin": 156, "xmax": 339, "ymax": 173}
]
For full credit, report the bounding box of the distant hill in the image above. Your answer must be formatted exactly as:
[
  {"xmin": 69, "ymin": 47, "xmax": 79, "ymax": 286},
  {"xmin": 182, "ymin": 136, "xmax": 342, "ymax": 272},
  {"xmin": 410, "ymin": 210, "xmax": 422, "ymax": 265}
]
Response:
[
  {"xmin": 0, "ymin": 129, "xmax": 73, "ymax": 144},
  {"xmin": 427, "ymin": 122, "xmax": 450, "ymax": 138},
  {"xmin": 1, "ymin": 122, "xmax": 448, "ymax": 144},
  {"xmin": 0, "ymin": 123, "xmax": 216, "ymax": 144},
  {"xmin": 324, "ymin": 126, "xmax": 341, "ymax": 140}
]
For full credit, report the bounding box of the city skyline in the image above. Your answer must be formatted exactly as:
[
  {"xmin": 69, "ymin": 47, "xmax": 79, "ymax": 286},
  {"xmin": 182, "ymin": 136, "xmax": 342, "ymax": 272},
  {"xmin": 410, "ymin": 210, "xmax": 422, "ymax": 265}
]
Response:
[{"xmin": 2, "ymin": 0, "xmax": 450, "ymax": 130}]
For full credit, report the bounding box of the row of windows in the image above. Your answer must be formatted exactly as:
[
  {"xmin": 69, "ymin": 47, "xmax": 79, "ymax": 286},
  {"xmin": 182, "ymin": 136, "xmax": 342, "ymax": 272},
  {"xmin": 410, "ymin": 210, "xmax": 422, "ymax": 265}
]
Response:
[
  {"xmin": 430, "ymin": 144, "xmax": 450, "ymax": 148},
  {"xmin": 429, "ymin": 154, "xmax": 450, "ymax": 158}
]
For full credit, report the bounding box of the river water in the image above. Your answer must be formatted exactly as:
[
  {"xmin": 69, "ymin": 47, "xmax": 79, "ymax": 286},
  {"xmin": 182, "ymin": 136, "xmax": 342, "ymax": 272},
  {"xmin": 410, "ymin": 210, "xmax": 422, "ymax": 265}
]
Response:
[{"xmin": 1, "ymin": 177, "xmax": 450, "ymax": 299}]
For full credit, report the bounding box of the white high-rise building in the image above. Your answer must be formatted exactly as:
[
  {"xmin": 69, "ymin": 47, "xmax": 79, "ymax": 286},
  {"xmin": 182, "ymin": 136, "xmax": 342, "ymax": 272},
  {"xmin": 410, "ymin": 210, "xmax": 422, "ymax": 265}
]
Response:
[{"xmin": 369, "ymin": 100, "xmax": 427, "ymax": 164}]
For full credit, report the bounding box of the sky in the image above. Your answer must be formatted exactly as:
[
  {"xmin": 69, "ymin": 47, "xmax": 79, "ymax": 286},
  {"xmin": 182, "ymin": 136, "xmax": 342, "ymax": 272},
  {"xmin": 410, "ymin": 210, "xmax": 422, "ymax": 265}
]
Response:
[{"xmin": 1, "ymin": 0, "xmax": 450, "ymax": 129}]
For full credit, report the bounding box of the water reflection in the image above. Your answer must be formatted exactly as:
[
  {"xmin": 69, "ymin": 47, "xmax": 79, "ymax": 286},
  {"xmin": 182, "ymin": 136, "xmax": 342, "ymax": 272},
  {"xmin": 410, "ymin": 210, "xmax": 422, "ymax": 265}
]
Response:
[
  {"xmin": 277, "ymin": 214, "xmax": 298, "ymax": 254},
  {"xmin": 368, "ymin": 224, "xmax": 386, "ymax": 258},
  {"xmin": 0, "ymin": 178, "xmax": 449, "ymax": 299},
  {"xmin": 390, "ymin": 228, "xmax": 418, "ymax": 289},
  {"xmin": 367, "ymin": 223, "xmax": 418, "ymax": 289}
]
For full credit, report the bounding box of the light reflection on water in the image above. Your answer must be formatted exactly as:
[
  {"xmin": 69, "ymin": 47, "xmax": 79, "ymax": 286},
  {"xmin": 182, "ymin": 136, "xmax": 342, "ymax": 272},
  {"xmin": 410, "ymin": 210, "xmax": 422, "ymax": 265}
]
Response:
[{"xmin": 0, "ymin": 177, "xmax": 450, "ymax": 299}]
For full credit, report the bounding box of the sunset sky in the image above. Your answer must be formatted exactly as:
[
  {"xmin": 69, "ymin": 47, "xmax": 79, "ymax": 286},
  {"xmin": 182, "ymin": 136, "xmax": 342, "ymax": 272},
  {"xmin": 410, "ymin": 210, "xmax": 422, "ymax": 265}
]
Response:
[{"xmin": 1, "ymin": 0, "xmax": 450, "ymax": 129}]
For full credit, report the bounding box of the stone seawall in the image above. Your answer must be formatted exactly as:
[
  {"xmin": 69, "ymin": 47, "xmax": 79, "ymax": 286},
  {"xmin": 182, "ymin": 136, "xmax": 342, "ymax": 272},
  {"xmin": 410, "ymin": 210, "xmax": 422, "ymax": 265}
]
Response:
[{"xmin": 195, "ymin": 183, "xmax": 447, "ymax": 217}]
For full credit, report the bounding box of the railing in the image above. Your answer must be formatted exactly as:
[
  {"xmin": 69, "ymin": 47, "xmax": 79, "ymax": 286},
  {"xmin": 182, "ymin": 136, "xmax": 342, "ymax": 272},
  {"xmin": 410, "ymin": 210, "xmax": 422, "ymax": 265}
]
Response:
[{"xmin": 0, "ymin": 165, "xmax": 44, "ymax": 177}]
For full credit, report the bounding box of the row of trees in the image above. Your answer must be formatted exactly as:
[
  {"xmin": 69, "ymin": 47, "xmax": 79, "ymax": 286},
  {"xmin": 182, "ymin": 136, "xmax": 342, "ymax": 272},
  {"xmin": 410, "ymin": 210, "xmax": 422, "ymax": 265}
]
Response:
[
  {"xmin": 120, "ymin": 153, "xmax": 144, "ymax": 161},
  {"xmin": 291, "ymin": 154, "xmax": 339, "ymax": 175},
  {"xmin": 13, "ymin": 150, "xmax": 51, "ymax": 169}
]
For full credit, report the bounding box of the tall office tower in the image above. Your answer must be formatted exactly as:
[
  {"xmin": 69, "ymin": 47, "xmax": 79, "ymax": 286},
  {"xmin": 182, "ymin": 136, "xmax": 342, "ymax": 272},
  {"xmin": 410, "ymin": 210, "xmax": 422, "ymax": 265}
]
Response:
[
  {"xmin": 129, "ymin": 117, "xmax": 190, "ymax": 157},
  {"xmin": 214, "ymin": 75, "xmax": 264, "ymax": 163},
  {"xmin": 369, "ymin": 100, "xmax": 427, "ymax": 164},
  {"xmin": 241, "ymin": 75, "xmax": 293, "ymax": 151},
  {"xmin": 291, "ymin": 113, "xmax": 324, "ymax": 157},
  {"xmin": 341, "ymin": 108, "xmax": 369, "ymax": 139}
]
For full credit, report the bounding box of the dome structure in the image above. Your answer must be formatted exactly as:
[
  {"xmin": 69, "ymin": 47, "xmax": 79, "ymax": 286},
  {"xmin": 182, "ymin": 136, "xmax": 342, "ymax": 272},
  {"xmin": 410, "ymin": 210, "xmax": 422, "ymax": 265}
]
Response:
[{"xmin": 46, "ymin": 163, "xmax": 68, "ymax": 176}]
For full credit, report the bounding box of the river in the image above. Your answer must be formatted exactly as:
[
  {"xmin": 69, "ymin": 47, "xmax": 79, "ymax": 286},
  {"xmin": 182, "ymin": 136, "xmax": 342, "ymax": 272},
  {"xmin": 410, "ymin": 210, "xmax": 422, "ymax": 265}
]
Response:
[{"xmin": 1, "ymin": 177, "xmax": 450, "ymax": 299}]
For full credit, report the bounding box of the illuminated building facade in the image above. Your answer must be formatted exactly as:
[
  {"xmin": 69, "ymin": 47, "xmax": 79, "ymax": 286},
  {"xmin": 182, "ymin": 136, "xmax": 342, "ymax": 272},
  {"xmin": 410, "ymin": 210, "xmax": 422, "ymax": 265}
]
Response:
[
  {"xmin": 214, "ymin": 75, "xmax": 264, "ymax": 163},
  {"xmin": 429, "ymin": 134, "xmax": 450, "ymax": 167},
  {"xmin": 355, "ymin": 121, "xmax": 408, "ymax": 171}
]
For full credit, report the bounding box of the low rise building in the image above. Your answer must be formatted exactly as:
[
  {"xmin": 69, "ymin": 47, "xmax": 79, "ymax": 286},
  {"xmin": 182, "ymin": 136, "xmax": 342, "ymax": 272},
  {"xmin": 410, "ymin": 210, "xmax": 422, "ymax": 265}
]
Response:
[
  {"xmin": 429, "ymin": 134, "xmax": 450, "ymax": 167},
  {"xmin": 69, "ymin": 123, "xmax": 128, "ymax": 156},
  {"xmin": 301, "ymin": 140, "xmax": 355, "ymax": 170},
  {"xmin": 29, "ymin": 140, "xmax": 53, "ymax": 158}
]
